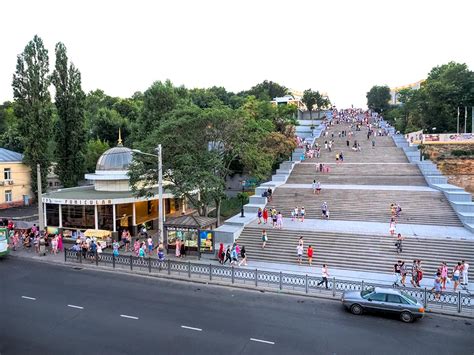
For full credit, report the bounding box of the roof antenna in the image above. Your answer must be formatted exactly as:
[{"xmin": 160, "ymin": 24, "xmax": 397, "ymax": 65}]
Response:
[{"xmin": 117, "ymin": 128, "xmax": 123, "ymax": 146}]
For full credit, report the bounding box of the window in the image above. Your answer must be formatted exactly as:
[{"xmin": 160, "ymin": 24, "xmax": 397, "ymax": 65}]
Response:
[
  {"xmin": 5, "ymin": 190, "xmax": 12, "ymax": 202},
  {"xmin": 4, "ymin": 168, "xmax": 11, "ymax": 180},
  {"xmin": 368, "ymin": 293, "xmax": 386, "ymax": 302},
  {"xmin": 386, "ymin": 294, "xmax": 402, "ymax": 304}
]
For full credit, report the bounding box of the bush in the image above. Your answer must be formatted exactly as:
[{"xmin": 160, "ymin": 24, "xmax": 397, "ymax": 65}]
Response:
[{"xmin": 451, "ymin": 149, "xmax": 474, "ymax": 157}]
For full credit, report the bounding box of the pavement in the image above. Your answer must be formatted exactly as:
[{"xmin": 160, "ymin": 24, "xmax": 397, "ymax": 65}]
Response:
[
  {"xmin": 9, "ymin": 245, "xmax": 474, "ymax": 293},
  {"xmin": 281, "ymin": 183, "xmax": 437, "ymax": 192},
  {"xmin": 1, "ymin": 258, "xmax": 474, "ymax": 355}
]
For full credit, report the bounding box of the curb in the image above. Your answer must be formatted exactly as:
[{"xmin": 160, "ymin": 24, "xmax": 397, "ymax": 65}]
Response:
[{"xmin": 9, "ymin": 254, "xmax": 474, "ymax": 320}]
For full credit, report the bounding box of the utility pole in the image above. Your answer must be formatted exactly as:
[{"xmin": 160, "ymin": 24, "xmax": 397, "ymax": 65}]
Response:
[
  {"xmin": 457, "ymin": 107, "xmax": 460, "ymax": 134},
  {"xmin": 37, "ymin": 164, "xmax": 44, "ymax": 233},
  {"xmin": 464, "ymin": 106, "xmax": 467, "ymax": 134},
  {"xmin": 156, "ymin": 144, "xmax": 163, "ymax": 244}
]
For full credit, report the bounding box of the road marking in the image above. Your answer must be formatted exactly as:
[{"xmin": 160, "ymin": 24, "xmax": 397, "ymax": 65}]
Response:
[
  {"xmin": 181, "ymin": 325, "xmax": 202, "ymax": 332},
  {"xmin": 67, "ymin": 304, "xmax": 84, "ymax": 309},
  {"xmin": 250, "ymin": 338, "xmax": 275, "ymax": 345},
  {"xmin": 21, "ymin": 296, "xmax": 36, "ymax": 300},
  {"xmin": 120, "ymin": 314, "xmax": 139, "ymax": 320}
]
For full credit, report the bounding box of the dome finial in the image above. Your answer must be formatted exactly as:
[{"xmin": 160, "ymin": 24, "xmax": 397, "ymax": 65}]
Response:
[{"xmin": 117, "ymin": 128, "xmax": 123, "ymax": 146}]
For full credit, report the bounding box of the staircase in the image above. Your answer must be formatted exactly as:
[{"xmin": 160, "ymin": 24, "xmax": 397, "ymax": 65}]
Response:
[{"xmin": 236, "ymin": 227, "xmax": 474, "ymax": 279}]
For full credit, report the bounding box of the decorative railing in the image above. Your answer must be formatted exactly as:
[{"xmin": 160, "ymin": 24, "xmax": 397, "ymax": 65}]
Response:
[{"xmin": 65, "ymin": 250, "xmax": 473, "ymax": 315}]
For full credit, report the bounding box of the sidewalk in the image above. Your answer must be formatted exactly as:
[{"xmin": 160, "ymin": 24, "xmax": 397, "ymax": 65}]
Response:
[{"xmin": 9, "ymin": 247, "xmax": 473, "ymax": 293}]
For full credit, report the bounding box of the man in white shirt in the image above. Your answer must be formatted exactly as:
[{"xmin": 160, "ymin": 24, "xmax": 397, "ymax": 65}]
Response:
[
  {"xmin": 462, "ymin": 260, "xmax": 469, "ymax": 286},
  {"xmin": 317, "ymin": 264, "xmax": 329, "ymax": 289},
  {"xmin": 296, "ymin": 244, "xmax": 303, "ymax": 265}
]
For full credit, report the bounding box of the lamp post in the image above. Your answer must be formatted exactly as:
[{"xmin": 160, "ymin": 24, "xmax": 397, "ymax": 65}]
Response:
[
  {"xmin": 132, "ymin": 146, "xmax": 163, "ymax": 244},
  {"xmin": 240, "ymin": 180, "xmax": 246, "ymax": 218}
]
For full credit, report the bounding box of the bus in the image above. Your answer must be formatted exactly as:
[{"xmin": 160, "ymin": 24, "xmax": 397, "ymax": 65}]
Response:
[{"xmin": 0, "ymin": 227, "xmax": 9, "ymax": 257}]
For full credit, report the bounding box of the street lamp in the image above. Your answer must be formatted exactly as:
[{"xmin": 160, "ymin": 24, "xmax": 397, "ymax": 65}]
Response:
[
  {"xmin": 132, "ymin": 146, "xmax": 163, "ymax": 244},
  {"xmin": 240, "ymin": 180, "xmax": 246, "ymax": 218}
]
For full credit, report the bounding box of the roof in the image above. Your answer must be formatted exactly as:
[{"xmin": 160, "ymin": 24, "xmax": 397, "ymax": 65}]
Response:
[
  {"xmin": 42, "ymin": 185, "xmax": 175, "ymax": 201},
  {"xmin": 96, "ymin": 146, "xmax": 132, "ymax": 171},
  {"xmin": 0, "ymin": 148, "xmax": 24, "ymax": 162},
  {"xmin": 165, "ymin": 215, "xmax": 217, "ymax": 228}
]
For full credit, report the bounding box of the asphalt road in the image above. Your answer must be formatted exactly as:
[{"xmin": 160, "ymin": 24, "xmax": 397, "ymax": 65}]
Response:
[{"xmin": 0, "ymin": 258, "xmax": 473, "ymax": 355}]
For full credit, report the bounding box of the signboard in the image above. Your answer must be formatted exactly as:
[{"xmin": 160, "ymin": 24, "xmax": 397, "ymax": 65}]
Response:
[
  {"xmin": 405, "ymin": 130, "xmax": 423, "ymax": 144},
  {"xmin": 423, "ymin": 133, "xmax": 474, "ymax": 144},
  {"xmin": 199, "ymin": 230, "xmax": 214, "ymax": 253},
  {"xmin": 42, "ymin": 198, "xmax": 113, "ymax": 205}
]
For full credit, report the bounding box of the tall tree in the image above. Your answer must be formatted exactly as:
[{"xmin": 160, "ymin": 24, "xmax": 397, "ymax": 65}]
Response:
[
  {"xmin": 314, "ymin": 92, "xmax": 331, "ymax": 120},
  {"xmin": 302, "ymin": 89, "xmax": 317, "ymax": 127},
  {"xmin": 242, "ymin": 80, "xmax": 289, "ymax": 101},
  {"xmin": 12, "ymin": 35, "xmax": 53, "ymax": 196},
  {"xmin": 366, "ymin": 85, "xmax": 391, "ymax": 113},
  {"xmin": 51, "ymin": 42, "xmax": 86, "ymax": 187}
]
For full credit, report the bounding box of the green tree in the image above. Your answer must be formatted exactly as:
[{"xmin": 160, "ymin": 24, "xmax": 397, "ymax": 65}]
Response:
[
  {"xmin": 84, "ymin": 139, "xmax": 110, "ymax": 173},
  {"xmin": 12, "ymin": 35, "xmax": 53, "ymax": 196},
  {"xmin": 302, "ymin": 89, "xmax": 317, "ymax": 126},
  {"xmin": 51, "ymin": 42, "xmax": 86, "ymax": 187},
  {"xmin": 90, "ymin": 107, "xmax": 130, "ymax": 145},
  {"xmin": 366, "ymin": 85, "xmax": 391, "ymax": 113},
  {"xmin": 0, "ymin": 102, "xmax": 24, "ymax": 152},
  {"xmin": 242, "ymin": 80, "xmax": 289, "ymax": 101}
]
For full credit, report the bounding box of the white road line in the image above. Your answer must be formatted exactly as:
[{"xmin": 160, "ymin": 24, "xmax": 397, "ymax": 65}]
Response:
[
  {"xmin": 250, "ymin": 338, "xmax": 275, "ymax": 345},
  {"xmin": 67, "ymin": 304, "xmax": 84, "ymax": 309},
  {"xmin": 21, "ymin": 296, "xmax": 36, "ymax": 300},
  {"xmin": 120, "ymin": 314, "xmax": 139, "ymax": 320},
  {"xmin": 181, "ymin": 325, "xmax": 202, "ymax": 332}
]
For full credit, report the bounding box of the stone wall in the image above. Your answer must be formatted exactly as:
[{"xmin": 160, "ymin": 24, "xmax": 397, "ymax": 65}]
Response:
[{"xmin": 423, "ymin": 144, "xmax": 474, "ymax": 194}]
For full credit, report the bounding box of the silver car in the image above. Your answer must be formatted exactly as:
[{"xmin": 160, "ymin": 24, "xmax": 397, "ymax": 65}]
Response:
[{"xmin": 341, "ymin": 287, "xmax": 425, "ymax": 323}]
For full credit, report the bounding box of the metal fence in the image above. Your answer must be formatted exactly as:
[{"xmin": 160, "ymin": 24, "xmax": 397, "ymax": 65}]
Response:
[{"xmin": 65, "ymin": 250, "xmax": 473, "ymax": 316}]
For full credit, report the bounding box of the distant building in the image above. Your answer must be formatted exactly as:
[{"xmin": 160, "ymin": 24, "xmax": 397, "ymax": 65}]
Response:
[
  {"xmin": 390, "ymin": 80, "xmax": 424, "ymax": 105},
  {"xmin": 271, "ymin": 94, "xmax": 306, "ymax": 110},
  {"xmin": 0, "ymin": 148, "xmax": 32, "ymax": 208}
]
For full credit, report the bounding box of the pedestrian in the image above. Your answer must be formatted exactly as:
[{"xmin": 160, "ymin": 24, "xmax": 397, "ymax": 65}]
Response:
[
  {"xmin": 312, "ymin": 180, "xmax": 317, "ymax": 194},
  {"xmin": 417, "ymin": 260, "xmax": 423, "ymax": 287},
  {"xmin": 339, "ymin": 152, "xmax": 343, "ymax": 163},
  {"xmin": 51, "ymin": 235, "xmax": 58, "ymax": 255},
  {"xmin": 238, "ymin": 246, "xmax": 247, "ymax": 266},
  {"xmin": 271, "ymin": 209, "xmax": 277, "ymax": 228},
  {"xmin": 180, "ymin": 240, "xmax": 186, "ymax": 258},
  {"xmin": 461, "ymin": 260, "xmax": 469, "ymax": 287},
  {"xmin": 321, "ymin": 202, "xmax": 329, "ymax": 219},
  {"xmin": 453, "ymin": 262, "xmax": 462, "ymax": 291},
  {"xmin": 293, "ymin": 206, "xmax": 299, "ymax": 222},
  {"xmin": 307, "ymin": 245, "xmax": 313, "ymax": 266},
  {"xmin": 317, "ymin": 264, "xmax": 329, "ymax": 289},
  {"xmin": 393, "ymin": 260, "xmax": 401, "ymax": 287},
  {"xmin": 147, "ymin": 236, "xmax": 153, "ymax": 255},
  {"xmin": 261, "ymin": 229, "xmax": 268, "ymax": 249},
  {"xmin": 262, "ymin": 208, "xmax": 268, "ymax": 224},
  {"xmin": 267, "ymin": 188, "xmax": 273, "ymax": 202},
  {"xmin": 57, "ymin": 233, "xmax": 63, "ymax": 252},
  {"xmin": 300, "ymin": 206, "xmax": 305, "ymax": 222},
  {"xmin": 389, "ymin": 218, "xmax": 396, "ymax": 236},
  {"xmin": 139, "ymin": 244, "xmax": 146, "ymax": 258},
  {"xmin": 296, "ymin": 243, "xmax": 303, "ymax": 265},
  {"xmin": 175, "ymin": 239, "xmax": 181, "ymax": 258},
  {"xmin": 257, "ymin": 208, "xmax": 263, "ymax": 224},
  {"xmin": 231, "ymin": 245, "xmax": 239, "ymax": 265},
  {"xmin": 346, "ymin": 140, "xmax": 350, "ymax": 147},
  {"xmin": 400, "ymin": 261, "xmax": 407, "ymax": 286},
  {"xmin": 133, "ymin": 238, "xmax": 140, "ymax": 256},
  {"xmin": 276, "ymin": 211, "xmax": 283, "ymax": 229},
  {"xmin": 112, "ymin": 239, "xmax": 119, "ymax": 257},
  {"xmin": 410, "ymin": 260, "xmax": 419, "ymax": 287},
  {"xmin": 223, "ymin": 246, "xmax": 232, "ymax": 264},
  {"xmin": 431, "ymin": 272, "xmax": 442, "ymax": 300},
  {"xmin": 218, "ymin": 243, "xmax": 225, "ymax": 264},
  {"xmin": 440, "ymin": 262, "xmax": 448, "ymax": 290}
]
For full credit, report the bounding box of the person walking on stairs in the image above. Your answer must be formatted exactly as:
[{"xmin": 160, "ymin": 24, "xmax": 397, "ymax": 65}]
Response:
[
  {"xmin": 276, "ymin": 211, "xmax": 283, "ymax": 229},
  {"xmin": 400, "ymin": 261, "xmax": 407, "ymax": 287},
  {"xmin": 461, "ymin": 260, "xmax": 469, "ymax": 288},
  {"xmin": 261, "ymin": 229, "xmax": 268, "ymax": 249},
  {"xmin": 317, "ymin": 264, "xmax": 329, "ymax": 289},
  {"xmin": 321, "ymin": 202, "xmax": 329, "ymax": 219},
  {"xmin": 223, "ymin": 245, "xmax": 232, "ymax": 265},
  {"xmin": 296, "ymin": 243, "xmax": 303, "ymax": 265},
  {"xmin": 393, "ymin": 261, "xmax": 401, "ymax": 287},
  {"xmin": 307, "ymin": 245, "xmax": 313, "ymax": 266},
  {"xmin": 238, "ymin": 246, "xmax": 247, "ymax": 266},
  {"xmin": 257, "ymin": 208, "xmax": 263, "ymax": 224}
]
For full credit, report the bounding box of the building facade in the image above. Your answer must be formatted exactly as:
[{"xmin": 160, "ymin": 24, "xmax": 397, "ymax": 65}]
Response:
[
  {"xmin": 390, "ymin": 80, "xmax": 424, "ymax": 105},
  {"xmin": 0, "ymin": 148, "xmax": 32, "ymax": 208}
]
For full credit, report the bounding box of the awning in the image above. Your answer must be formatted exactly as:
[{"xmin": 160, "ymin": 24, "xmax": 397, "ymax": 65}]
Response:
[
  {"xmin": 84, "ymin": 229, "xmax": 111, "ymax": 239},
  {"xmin": 13, "ymin": 220, "xmax": 35, "ymax": 229}
]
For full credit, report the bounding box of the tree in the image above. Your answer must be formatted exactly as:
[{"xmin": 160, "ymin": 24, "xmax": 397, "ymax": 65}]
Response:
[
  {"xmin": 366, "ymin": 85, "xmax": 391, "ymax": 113},
  {"xmin": 0, "ymin": 102, "xmax": 24, "ymax": 152},
  {"xmin": 51, "ymin": 42, "xmax": 86, "ymax": 187},
  {"xmin": 302, "ymin": 89, "xmax": 317, "ymax": 127},
  {"xmin": 314, "ymin": 92, "xmax": 331, "ymax": 120},
  {"xmin": 242, "ymin": 80, "xmax": 289, "ymax": 101},
  {"xmin": 90, "ymin": 107, "xmax": 130, "ymax": 145},
  {"xmin": 84, "ymin": 139, "xmax": 110, "ymax": 173},
  {"xmin": 12, "ymin": 35, "xmax": 53, "ymax": 197}
]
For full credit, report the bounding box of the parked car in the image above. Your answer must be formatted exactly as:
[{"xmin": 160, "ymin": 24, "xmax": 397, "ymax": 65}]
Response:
[{"xmin": 341, "ymin": 287, "xmax": 425, "ymax": 323}]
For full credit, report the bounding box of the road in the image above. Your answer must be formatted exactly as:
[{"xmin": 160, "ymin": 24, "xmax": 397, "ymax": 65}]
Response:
[{"xmin": 0, "ymin": 258, "xmax": 473, "ymax": 355}]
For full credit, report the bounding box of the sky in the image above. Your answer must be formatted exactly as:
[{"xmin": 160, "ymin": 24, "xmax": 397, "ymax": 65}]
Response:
[{"xmin": 1, "ymin": 0, "xmax": 473, "ymax": 108}]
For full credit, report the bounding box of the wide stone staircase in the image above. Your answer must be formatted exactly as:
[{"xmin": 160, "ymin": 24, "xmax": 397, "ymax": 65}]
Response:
[
  {"xmin": 236, "ymin": 227, "xmax": 474, "ymax": 279},
  {"xmin": 267, "ymin": 188, "xmax": 463, "ymax": 227}
]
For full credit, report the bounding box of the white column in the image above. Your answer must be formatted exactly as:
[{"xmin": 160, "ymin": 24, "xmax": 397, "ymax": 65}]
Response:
[
  {"xmin": 132, "ymin": 203, "xmax": 136, "ymax": 226},
  {"xmin": 58, "ymin": 204, "xmax": 63, "ymax": 228},
  {"xmin": 94, "ymin": 205, "xmax": 98, "ymax": 230},
  {"xmin": 112, "ymin": 204, "xmax": 116, "ymax": 232},
  {"xmin": 43, "ymin": 203, "xmax": 47, "ymax": 227}
]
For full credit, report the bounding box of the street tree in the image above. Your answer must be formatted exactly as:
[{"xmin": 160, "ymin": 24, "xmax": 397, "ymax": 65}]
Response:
[
  {"xmin": 12, "ymin": 35, "xmax": 53, "ymax": 196},
  {"xmin": 302, "ymin": 89, "xmax": 317, "ymax": 127},
  {"xmin": 51, "ymin": 42, "xmax": 86, "ymax": 187},
  {"xmin": 366, "ymin": 85, "xmax": 391, "ymax": 113}
]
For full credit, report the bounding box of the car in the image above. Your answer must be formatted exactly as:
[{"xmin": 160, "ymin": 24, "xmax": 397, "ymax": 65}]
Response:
[{"xmin": 341, "ymin": 287, "xmax": 425, "ymax": 323}]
